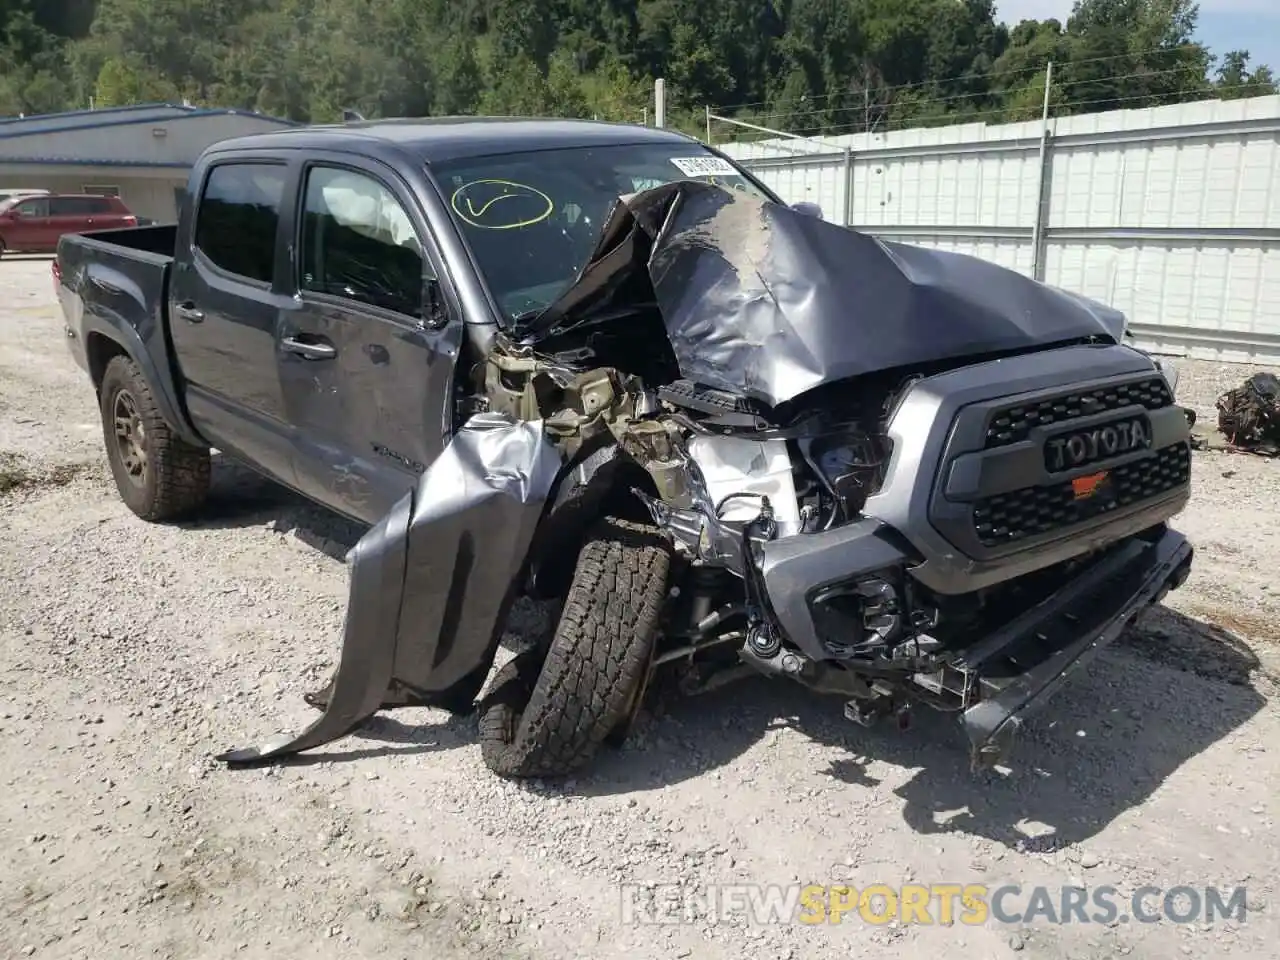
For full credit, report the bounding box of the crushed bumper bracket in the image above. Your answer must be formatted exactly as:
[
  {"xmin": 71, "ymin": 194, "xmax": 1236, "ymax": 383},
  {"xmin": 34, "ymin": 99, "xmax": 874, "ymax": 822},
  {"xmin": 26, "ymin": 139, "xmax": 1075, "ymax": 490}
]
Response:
[{"xmin": 957, "ymin": 525, "xmax": 1193, "ymax": 769}]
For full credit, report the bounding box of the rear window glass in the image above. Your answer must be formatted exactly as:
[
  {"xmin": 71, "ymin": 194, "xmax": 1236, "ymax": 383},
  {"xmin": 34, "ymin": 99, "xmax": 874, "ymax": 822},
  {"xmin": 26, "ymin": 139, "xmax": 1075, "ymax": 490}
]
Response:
[
  {"xmin": 194, "ymin": 162, "xmax": 288, "ymax": 284},
  {"xmin": 50, "ymin": 196, "xmax": 107, "ymax": 215}
]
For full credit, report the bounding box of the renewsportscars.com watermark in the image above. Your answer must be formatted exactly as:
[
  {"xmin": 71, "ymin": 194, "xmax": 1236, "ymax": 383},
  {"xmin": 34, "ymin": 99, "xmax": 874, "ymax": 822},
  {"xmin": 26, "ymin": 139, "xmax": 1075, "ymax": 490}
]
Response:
[{"xmin": 619, "ymin": 883, "xmax": 1250, "ymax": 927}]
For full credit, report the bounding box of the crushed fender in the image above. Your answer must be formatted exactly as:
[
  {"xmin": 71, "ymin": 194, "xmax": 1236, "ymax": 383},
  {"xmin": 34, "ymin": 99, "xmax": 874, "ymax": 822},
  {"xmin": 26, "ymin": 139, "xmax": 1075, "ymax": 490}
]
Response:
[{"xmin": 217, "ymin": 413, "xmax": 563, "ymax": 765}]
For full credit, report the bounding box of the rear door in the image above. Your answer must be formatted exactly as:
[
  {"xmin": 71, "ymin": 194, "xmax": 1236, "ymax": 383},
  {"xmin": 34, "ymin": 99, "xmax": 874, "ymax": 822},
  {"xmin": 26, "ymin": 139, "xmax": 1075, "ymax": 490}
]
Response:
[
  {"xmin": 167, "ymin": 156, "xmax": 299, "ymax": 488},
  {"xmin": 46, "ymin": 196, "xmax": 93, "ymax": 248},
  {"xmin": 276, "ymin": 155, "xmax": 463, "ymax": 524}
]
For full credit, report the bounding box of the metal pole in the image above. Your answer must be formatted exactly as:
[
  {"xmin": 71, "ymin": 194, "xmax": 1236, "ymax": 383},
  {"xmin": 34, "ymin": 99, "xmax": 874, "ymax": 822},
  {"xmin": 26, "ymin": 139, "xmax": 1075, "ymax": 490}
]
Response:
[
  {"xmin": 643, "ymin": 106, "xmax": 648, "ymax": 126},
  {"xmin": 655, "ymin": 78, "xmax": 665, "ymax": 129},
  {"xmin": 1030, "ymin": 61, "xmax": 1054, "ymax": 282},
  {"xmin": 704, "ymin": 112, "xmax": 844, "ymax": 150},
  {"xmin": 842, "ymin": 146, "xmax": 853, "ymax": 227},
  {"xmin": 705, "ymin": 105, "xmax": 712, "ymax": 144}
]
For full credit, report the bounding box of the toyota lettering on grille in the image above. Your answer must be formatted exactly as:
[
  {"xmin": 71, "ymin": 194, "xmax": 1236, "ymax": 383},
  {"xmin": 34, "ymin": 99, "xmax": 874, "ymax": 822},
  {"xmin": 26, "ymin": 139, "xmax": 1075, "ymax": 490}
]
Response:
[{"xmin": 1044, "ymin": 417, "xmax": 1151, "ymax": 472}]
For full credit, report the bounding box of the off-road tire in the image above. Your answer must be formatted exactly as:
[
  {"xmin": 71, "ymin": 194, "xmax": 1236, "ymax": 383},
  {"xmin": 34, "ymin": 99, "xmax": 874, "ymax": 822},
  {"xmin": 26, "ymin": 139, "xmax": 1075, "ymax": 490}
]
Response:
[
  {"xmin": 478, "ymin": 517, "xmax": 673, "ymax": 778},
  {"xmin": 99, "ymin": 354, "xmax": 211, "ymax": 521}
]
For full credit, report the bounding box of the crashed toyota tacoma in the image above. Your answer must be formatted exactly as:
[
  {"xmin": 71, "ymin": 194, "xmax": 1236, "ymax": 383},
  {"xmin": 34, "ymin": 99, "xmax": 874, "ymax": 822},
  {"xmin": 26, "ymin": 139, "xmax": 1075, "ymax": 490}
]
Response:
[{"xmin": 54, "ymin": 118, "xmax": 1195, "ymax": 777}]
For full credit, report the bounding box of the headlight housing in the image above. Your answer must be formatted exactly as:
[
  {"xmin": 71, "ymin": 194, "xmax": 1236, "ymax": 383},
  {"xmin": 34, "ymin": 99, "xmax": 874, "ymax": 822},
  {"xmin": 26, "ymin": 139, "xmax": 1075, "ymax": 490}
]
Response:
[
  {"xmin": 799, "ymin": 431, "xmax": 893, "ymax": 522},
  {"xmin": 1152, "ymin": 356, "xmax": 1179, "ymax": 399}
]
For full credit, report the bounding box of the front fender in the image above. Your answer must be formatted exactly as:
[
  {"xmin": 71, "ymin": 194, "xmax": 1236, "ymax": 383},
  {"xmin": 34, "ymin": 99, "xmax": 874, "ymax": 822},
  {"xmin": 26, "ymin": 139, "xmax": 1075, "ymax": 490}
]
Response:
[{"xmin": 217, "ymin": 413, "xmax": 564, "ymax": 763}]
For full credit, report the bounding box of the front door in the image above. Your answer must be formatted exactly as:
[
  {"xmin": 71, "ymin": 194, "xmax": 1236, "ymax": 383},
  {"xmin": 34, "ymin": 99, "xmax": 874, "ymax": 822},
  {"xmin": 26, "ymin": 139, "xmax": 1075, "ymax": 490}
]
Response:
[
  {"xmin": 8, "ymin": 195, "xmax": 51, "ymax": 251},
  {"xmin": 167, "ymin": 158, "xmax": 299, "ymax": 488},
  {"xmin": 277, "ymin": 158, "xmax": 463, "ymax": 525}
]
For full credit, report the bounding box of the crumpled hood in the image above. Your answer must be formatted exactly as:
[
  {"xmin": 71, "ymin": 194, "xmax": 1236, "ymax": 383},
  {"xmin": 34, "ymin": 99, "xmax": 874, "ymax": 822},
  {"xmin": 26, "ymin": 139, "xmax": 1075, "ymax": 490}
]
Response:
[{"xmin": 515, "ymin": 181, "xmax": 1124, "ymax": 408}]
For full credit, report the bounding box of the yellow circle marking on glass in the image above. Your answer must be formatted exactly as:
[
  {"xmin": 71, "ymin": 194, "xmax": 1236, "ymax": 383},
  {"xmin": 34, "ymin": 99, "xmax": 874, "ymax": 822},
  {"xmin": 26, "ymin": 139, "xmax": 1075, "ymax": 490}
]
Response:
[{"xmin": 450, "ymin": 179, "xmax": 554, "ymax": 230}]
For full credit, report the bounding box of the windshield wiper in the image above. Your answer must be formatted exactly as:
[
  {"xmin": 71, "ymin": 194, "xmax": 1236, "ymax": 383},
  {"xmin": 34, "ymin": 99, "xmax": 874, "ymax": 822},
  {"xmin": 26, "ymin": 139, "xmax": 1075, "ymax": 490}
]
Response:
[{"xmin": 511, "ymin": 307, "xmax": 544, "ymax": 326}]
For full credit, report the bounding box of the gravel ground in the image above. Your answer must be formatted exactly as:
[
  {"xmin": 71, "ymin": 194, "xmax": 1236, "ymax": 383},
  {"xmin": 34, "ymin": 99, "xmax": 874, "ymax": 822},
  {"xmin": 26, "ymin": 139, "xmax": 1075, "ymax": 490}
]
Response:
[{"xmin": 2, "ymin": 254, "xmax": 1279, "ymax": 960}]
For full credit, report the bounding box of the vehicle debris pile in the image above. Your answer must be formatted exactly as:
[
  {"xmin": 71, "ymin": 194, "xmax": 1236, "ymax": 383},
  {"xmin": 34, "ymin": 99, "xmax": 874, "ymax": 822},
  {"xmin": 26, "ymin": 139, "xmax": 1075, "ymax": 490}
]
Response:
[{"xmin": 1215, "ymin": 372, "xmax": 1280, "ymax": 455}]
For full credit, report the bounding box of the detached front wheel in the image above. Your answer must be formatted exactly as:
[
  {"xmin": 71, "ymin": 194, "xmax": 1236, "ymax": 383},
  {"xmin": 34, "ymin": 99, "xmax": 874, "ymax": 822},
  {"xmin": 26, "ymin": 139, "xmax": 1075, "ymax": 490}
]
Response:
[
  {"xmin": 478, "ymin": 517, "xmax": 673, "ymax": 778},
  {"xmin": 99, "ymin": 355, "xmax": 211, "ymax": 521}
]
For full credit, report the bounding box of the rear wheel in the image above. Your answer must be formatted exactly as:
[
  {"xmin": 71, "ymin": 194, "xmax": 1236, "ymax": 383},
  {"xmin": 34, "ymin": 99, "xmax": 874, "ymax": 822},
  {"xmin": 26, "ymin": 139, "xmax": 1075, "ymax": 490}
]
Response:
[
  {"xmin": 99, "ymin": 355, "xmax": 211, "ymax": 521},
  {"xmin": 478, "ymin": 517, "xmax": 673, "ymax": 778}
]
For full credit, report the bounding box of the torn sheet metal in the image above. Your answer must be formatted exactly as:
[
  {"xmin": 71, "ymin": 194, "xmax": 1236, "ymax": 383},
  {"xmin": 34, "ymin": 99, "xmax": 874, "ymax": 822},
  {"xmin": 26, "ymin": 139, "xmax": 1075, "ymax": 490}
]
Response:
[
  {"xmin": 516, "ymin": 180, "xmax": 1126, "ymax": 409},
  {"xmin": 217, "ymin": 413, "xmax": 563, "ymax": 764},
  {"xmin": 959, "ymin": 526, "xmax": 1193, "ymax": 768}
]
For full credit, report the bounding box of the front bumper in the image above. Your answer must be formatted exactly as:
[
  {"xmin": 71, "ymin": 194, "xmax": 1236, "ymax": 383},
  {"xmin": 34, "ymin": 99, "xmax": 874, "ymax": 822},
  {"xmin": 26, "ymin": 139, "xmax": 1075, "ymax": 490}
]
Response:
[{"xmin": 953, "ymin": 523, "xmax": 1193, "ymax": 767}]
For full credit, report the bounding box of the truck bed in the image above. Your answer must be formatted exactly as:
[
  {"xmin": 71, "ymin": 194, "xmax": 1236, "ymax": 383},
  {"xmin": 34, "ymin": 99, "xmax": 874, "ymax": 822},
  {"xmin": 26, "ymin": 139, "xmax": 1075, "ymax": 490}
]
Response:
[
  {"xmin": 80, "ymin": 222, "xmax": 179, "ymax": 258},
  {"xmin": 57, "ymin": 224, "xmax": 175, "ymax": 341},
  {"xmin": 56, "ymin": 224, "xmax": 190, "ymax": 440}
]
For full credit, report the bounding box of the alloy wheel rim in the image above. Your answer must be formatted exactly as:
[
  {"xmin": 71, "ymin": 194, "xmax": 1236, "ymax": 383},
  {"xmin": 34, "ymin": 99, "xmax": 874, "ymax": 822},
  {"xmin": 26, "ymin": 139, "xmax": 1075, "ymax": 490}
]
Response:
[{"xmin": 112, "ymin": 389, "xmax": 148, "ymax": 486}]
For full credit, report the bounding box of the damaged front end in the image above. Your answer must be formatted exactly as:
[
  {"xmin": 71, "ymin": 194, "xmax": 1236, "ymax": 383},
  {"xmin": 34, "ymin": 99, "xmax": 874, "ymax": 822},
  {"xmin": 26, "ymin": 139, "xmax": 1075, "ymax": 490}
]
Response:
[{"xmin": 222, "ymin": 179, "xmax": 1195, "ymax": 771}]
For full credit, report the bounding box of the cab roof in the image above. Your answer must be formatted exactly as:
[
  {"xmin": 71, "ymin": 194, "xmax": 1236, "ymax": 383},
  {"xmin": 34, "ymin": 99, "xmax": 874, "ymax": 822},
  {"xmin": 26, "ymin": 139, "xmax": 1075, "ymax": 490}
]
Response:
[{"xmin": 207, "ymin": 117, "xmax": 702, "ymax": 165}]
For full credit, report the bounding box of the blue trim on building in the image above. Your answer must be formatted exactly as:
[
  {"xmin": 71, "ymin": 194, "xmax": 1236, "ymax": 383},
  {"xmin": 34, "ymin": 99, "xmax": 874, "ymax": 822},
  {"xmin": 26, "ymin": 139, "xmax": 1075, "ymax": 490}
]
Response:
[
  {"xmin": 0, "ymin": 102, "xmax": 193, "ymax": 126},
  {"xmin": 0, "ymin": 106, "xmax": 298, "ymax": 139},
  {"xmin": 0, "ymin": 156, "xmax": 192, "ymax": 168}
]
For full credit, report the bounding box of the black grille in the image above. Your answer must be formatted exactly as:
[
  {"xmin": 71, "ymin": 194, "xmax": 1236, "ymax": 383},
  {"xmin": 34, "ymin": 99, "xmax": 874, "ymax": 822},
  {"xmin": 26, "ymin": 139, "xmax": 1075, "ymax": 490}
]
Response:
[
  {"xmin": 985, "ymin": 377, "xmax": 1173, "ymax": 449},
  {"xmin": 972, "ymin": 442, "xmax": 1190, "ymax": 547}
]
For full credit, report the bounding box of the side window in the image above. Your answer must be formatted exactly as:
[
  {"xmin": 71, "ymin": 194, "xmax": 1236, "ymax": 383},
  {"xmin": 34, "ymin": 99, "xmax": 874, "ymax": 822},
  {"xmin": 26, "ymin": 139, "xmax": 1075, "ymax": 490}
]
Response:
[
  {"xmin": 50, "ymin": 197, "xmax": 95, "ymax": 216},
  {"xmin": 89, "ymin": 197, "xmax": 114, "ymax": 213},
  {"xmin": 194, "ymin": 162, "xmax": 287, "ymax": 284},
  {"xmin": 299, "ymin": 165, "xmax": 427, "ymax": 317},
  {"xmin": 16, "ymin": 198, "xmax": 47, "ymax": 217}
]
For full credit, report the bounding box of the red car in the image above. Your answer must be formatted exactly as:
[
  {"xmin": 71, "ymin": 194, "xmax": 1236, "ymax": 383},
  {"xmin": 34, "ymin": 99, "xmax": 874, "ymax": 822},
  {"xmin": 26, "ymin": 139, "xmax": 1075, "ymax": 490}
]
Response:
[{"xmin": 0, "ymin": 193, "xmax": 137, "ymax": 257}]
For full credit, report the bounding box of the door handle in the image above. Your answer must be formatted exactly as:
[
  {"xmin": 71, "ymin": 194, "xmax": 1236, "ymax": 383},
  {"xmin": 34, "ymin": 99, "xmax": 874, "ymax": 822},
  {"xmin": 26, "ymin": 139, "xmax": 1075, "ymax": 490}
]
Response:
[
  {"xmin": 175, "ymin": 301, "xmax": 204, "ymax": 323},
  {"xmin": 281, "ymin": 336, "xmax": 337, "ymax": 360}
]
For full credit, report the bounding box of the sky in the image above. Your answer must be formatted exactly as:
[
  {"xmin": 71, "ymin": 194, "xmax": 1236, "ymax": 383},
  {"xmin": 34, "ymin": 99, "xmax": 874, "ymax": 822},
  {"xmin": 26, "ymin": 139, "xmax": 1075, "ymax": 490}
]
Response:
[{"xmin": 992, "ymin": 0, "xmax": 1280, "ymax": 77}]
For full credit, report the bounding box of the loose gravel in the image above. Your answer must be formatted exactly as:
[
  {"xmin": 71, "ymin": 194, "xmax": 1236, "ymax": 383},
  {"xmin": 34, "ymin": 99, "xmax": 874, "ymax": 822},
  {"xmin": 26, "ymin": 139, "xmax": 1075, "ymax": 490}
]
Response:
[{"xmin": 2, "ymin": 255, "xmax": 1278, "ymax": 960}]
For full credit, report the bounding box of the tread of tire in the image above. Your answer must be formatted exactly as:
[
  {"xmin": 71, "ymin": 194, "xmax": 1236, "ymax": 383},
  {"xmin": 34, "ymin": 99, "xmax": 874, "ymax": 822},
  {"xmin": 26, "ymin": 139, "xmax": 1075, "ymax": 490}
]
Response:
[
  {"xmin": 479, "ymin": 516, "xmax": 672, "ymax": 778},
  {"xmin": 101, "ymin": 355, "xmax": 210, "ymax": 521}
]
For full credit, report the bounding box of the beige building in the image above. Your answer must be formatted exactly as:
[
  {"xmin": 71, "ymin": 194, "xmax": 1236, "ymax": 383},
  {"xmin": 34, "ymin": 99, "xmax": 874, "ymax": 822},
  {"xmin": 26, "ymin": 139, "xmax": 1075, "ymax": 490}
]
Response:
[{"xmin": 0, "ymin": 103, "xmax": 297, "ymax": 222}]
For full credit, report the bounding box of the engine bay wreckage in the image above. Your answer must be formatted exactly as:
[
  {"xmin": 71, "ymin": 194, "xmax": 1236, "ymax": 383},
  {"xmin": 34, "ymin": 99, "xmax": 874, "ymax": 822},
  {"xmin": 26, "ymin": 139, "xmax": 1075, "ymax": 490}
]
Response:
[{"xmin": 219, "ymin": 180, "xmax": 1196, "ymax": 776}]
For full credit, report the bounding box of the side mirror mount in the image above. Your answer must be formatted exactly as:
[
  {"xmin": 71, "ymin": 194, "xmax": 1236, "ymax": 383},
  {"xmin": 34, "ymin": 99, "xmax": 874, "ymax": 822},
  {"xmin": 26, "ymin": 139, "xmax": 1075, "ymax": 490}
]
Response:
[
  {"xmin": 790, "ymin": 201, "xmax": 824, "ymax": 220},
  {"xmin": 421, "ymin": 277, "xmax": 449, "ymax": 330}
]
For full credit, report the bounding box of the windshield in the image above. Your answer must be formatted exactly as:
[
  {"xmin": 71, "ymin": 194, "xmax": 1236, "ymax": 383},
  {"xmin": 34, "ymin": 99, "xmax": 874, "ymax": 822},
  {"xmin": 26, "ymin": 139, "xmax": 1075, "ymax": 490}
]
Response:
[{"xmin": 430, "ymin": 142, "xmax": 769, "ymax": 323}]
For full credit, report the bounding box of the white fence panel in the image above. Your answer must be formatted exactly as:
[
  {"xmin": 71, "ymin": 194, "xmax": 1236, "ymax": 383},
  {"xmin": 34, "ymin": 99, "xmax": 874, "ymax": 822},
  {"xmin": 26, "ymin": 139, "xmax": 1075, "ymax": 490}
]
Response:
[
  {"xmin": 718, "ymin": 95, "xmax": 1280, "ymax": 363},
  {"xmin": 747, "ymin": 158, "xmax": 846, "ymax": 224}
]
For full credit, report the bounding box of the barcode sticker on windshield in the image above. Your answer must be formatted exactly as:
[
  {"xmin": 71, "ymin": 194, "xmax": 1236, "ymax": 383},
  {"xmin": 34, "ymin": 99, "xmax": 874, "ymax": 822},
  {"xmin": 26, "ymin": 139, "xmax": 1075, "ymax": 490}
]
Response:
[{"xmin": 669, "ymin": 156, "xmax": 739, "ymax": 178}]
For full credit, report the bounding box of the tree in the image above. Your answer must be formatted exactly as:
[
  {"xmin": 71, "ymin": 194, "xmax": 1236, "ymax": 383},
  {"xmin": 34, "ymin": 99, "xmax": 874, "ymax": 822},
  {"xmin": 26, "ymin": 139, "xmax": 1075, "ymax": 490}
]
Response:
[
  {"xmin": 0, "ymin": 0, "xmax": 1272, "ymax": 129},
  {"xmin": 1215, "ymin": 50, "xmax": 1278, "ymax": 99}
]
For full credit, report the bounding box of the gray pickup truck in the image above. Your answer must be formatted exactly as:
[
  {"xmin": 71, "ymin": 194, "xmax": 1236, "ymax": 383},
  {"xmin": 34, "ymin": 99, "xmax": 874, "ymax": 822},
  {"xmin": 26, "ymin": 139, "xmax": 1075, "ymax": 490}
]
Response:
[{"xmin": 55, "ymin": 117, "xmax": 1195, "ymax": 778}]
